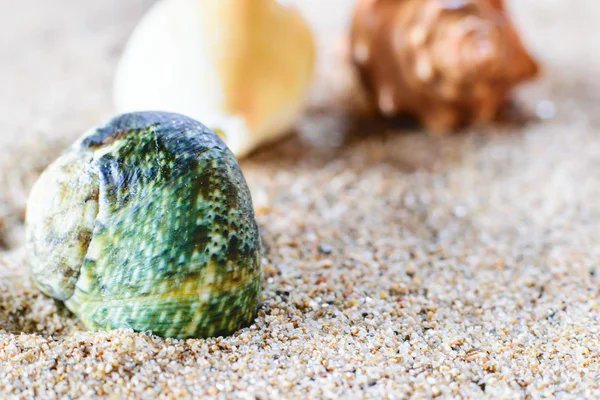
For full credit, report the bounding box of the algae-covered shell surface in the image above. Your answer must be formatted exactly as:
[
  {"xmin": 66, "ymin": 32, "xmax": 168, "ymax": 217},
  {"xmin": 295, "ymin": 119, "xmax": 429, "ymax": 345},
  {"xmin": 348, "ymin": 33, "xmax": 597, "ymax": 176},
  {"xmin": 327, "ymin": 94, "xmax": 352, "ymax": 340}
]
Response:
[{"xmin": 25, "ymin": 111, "xmax": 262, "ymax": 339}]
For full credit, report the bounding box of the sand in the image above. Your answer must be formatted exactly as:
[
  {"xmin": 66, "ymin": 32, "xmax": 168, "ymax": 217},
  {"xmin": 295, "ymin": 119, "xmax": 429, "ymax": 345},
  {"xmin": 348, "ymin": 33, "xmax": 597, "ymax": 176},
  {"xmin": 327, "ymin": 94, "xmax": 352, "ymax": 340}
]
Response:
[{"xmin": 1, "ymin": 0, "xmax": 600, "ymax": 398}]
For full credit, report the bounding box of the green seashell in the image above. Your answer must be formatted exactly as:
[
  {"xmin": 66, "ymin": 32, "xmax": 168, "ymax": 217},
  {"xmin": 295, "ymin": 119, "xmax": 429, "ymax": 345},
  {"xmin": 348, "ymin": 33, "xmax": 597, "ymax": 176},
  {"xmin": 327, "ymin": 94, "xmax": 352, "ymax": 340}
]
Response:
[{"xmin": 25, "ymin": 112, "xmax": 262, "ymax": 339}]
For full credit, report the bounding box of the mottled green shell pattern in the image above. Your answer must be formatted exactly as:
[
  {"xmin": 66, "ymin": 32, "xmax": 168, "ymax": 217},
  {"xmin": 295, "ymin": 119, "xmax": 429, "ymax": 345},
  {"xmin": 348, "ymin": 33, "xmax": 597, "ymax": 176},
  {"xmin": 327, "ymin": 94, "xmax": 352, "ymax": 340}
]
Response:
[{"xmin": 26, "ymin": 112, "xmax": 262, "ymax": 338}]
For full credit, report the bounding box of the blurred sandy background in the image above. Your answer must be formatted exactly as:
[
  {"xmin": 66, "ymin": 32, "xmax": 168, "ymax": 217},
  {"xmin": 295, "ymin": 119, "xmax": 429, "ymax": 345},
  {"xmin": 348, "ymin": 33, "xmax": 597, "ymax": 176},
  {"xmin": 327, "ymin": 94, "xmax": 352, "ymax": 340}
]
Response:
[{"xmin": 1, "ymin": 0, "xmax": 600, "ymax": 398}]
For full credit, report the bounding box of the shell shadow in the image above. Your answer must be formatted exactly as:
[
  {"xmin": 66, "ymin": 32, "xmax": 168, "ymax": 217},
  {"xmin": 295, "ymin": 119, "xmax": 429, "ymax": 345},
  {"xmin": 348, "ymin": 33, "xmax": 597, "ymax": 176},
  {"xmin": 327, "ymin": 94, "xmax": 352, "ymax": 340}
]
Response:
[
  {"xmin": 241, "ymin": 105, "xmax": 538, "ymax": 174},
  {"xmin": 0, "ymin": 251, "xmax": 80, "ymax": 337},
  {"xmin": 0, "ymin": 221, "xmax": 8, "ymax": 251},
  {"xmin": 0, "ymin": 282, "xmax": 78, "ymax": 337}
]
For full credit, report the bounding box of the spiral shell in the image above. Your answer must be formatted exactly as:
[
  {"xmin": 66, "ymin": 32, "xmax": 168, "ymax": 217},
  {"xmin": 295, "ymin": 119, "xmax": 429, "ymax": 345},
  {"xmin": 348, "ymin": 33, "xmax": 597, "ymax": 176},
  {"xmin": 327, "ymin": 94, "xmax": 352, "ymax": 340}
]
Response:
[
  {"xmin": 25, "ymin": 112, "xmax": 262, "ymax": 338},
  {"xmin": 350, "ymin": 0, "xmax": 539, "ymax": 131}
]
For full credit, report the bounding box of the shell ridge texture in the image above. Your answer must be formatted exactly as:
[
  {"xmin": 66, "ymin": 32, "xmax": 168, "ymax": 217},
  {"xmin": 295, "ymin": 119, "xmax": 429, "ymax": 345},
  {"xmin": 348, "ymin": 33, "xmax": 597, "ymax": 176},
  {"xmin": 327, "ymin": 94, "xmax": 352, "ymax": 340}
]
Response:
[{"xmin": 26, "ymin": 111, "xmax": 262, "ymax": 339}]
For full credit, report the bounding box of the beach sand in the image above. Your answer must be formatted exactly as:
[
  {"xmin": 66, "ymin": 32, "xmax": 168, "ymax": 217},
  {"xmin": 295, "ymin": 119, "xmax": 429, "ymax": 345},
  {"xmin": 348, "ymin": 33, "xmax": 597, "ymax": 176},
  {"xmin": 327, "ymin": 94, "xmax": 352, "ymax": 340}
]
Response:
[{"xmin": 1, "ymin": 0, "xmax": 600, "ymax": 398}]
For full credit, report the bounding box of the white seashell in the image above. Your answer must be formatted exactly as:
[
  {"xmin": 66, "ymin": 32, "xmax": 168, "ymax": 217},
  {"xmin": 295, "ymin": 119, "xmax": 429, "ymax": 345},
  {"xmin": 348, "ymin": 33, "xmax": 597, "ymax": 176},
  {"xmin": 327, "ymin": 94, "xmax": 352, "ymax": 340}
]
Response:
[{"xmin": 114, "ymin": 0, "xmax": 316, "ymax": 157}]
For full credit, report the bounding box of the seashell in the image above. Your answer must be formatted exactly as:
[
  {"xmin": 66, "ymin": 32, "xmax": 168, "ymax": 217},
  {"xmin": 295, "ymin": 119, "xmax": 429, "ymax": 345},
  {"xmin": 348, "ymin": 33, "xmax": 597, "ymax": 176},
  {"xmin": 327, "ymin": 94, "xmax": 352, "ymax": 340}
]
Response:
[
  {"xmin": 350, "ymin": 0, "xmax": 539, "ymax": 132},
  {"xmin": 25, "ymin": 111, "xmax": 262, "ymax": 339},
  {"xmin": 113, "ymin": 0, "xmax": 316, "ymax": 157}
]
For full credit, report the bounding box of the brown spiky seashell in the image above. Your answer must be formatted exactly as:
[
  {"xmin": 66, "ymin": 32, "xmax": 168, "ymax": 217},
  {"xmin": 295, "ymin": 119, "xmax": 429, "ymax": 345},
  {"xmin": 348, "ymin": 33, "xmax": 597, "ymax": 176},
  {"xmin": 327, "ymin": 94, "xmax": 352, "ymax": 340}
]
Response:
[{"xmin": 350, "ymin": 0, "xmax": 540, "ymax": 132}]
